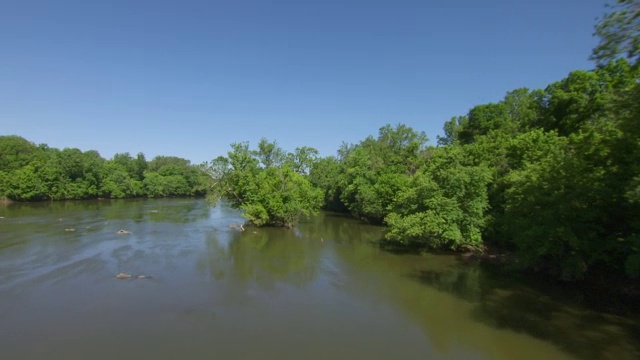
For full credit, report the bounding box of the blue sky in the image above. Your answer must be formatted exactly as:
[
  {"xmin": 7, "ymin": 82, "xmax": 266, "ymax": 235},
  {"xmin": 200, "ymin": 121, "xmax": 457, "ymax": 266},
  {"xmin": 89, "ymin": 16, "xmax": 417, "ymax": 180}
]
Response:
[{"xmin": 1, "ymin": 0, "xmax": 608, "ymax": 164}]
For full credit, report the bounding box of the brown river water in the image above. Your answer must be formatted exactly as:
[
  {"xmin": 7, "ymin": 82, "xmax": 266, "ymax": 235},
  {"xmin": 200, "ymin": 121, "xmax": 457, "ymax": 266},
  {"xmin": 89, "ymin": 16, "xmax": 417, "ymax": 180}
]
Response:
[{"xmin": 0, "ymin": 198, "xmax": 638, "ymax": 360}]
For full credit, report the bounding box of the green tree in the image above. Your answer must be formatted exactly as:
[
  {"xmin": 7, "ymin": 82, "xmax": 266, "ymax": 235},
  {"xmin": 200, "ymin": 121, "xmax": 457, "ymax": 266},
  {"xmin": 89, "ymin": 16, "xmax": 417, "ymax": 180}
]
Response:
[
  {"xmin": 133, "ymin": 152, "xmax": 148, "ymax": 181},
  {"xmin": 143, "ymin": 172, "xmax": 168, "ymax": 197},
  {"xmin": 100, "ymin": 162, "xmax": 143, "ymax": 198},
  {"xmin": 454, "ymin": 89, "xmax": 542, "ymax": 145},
  {"xmin": 47, "ymin": 148, "xmax": 106, "ymax": 199},
  {"xmin": 537, "ymin": 61, "xmax": 638, "ymax": 136},
  {"xmin": 6, "ymin": 165, "xmax": 47, "ymax": 201},
  {"xmin": 253, "ymin": 138, "xmax": 287, "ymax": 168},
  {"xmin": 0, "ymin": 135, "xmax": 38, "ymax": 172},
  {"xmin": 458, "ymin": 103, "xmax": 509, "ymax": 144},
  {"xmin": 501, "ymin": 127, "xmax": 624, "ymax": 279},
  {"xmin": 240, "ymin": 166, "xmax": 322, "ymax": 227},
  {"xmin": 0, "ymin": 171, "xmax": 8, "ymax": 198},
  {"xmin": 591, "ymin": 0, "xmax": 640, "ymax": 67},
  {"xmin": 437, "ymin": 116, "xmax": 467, "ymax": 146},
  {"xmin": 385, "ymin": 146, "xmax": 490, "ymax": 250},
  {"xmin": 148, "ymin": 155, "xmax": 191, "ymax": 172},
  {"xmin": 309, "ymin": 156, "xmax": 347, "ymax": 211},
  {"xmin": 289, "ymin": 146, "xmax": 319, "ymax": 175},
  {"xmin": 339, "ymin": 124, "xmax": 428, "ymax": 223},
  {"xmin": 208, "ymin": 141, "xmax": 322, "ymax": 227},
  {"xmin": 111, "ymin": 152, "xmax": 145, "ymax": 181},
  {"xmin": 146, "ymin": 155, "xmax": 209, "ymax": 196}
]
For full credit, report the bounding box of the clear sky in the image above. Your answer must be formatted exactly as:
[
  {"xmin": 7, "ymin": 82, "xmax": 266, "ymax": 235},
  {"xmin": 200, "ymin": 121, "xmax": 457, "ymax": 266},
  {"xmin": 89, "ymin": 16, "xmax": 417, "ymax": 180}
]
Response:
[{"xmin": 1, "ymin": 0, "xmax": 609, "ymax": 164}]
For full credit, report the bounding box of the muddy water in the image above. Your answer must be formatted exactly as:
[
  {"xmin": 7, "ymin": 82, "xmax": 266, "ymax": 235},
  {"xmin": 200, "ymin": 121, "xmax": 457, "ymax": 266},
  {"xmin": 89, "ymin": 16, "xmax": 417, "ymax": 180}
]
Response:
[{"xmin": 0, "ymin": 199, "xmax": 637, "ymax": 360}]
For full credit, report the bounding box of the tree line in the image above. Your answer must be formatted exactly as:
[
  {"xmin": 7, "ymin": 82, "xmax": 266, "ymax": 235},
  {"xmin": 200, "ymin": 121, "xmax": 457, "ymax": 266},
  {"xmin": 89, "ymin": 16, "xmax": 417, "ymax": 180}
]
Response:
[{"xmin": 0, "ymin": 136, "xmax": 210, "ymax": 201}]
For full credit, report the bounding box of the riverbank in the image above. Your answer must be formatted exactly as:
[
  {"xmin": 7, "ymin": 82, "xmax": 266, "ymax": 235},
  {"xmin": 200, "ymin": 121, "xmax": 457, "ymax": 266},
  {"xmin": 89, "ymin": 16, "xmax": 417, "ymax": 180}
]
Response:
[
  {"xmin": 379, "ymin": 234, "xmax": 640, "ymax": 313},
  {"xmin": 458, "ymin": 245, "xmax": 640, "ymax": 314}
]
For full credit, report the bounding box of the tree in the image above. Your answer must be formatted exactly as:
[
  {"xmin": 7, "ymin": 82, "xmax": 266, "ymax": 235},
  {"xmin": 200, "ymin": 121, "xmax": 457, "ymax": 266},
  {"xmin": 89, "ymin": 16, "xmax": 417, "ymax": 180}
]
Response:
[
  {"xmin": 437, "ymin": 116, "xmax": 467, "ymax": 146},
  {"xmin": 0, "ymin": 171, "xmax": 8, "ymax": 198},
  {"xmin": 253, "ymin": 138, "xmax": 287, "ymax": 168},
  {"xmin": 240, "ymin": 166, "xmax": 322, "ymax": 227},
  {"xmin": 501, "ymin": 128, "xmax": 624, "ymax": 279},
  {"xmin": 100, "ymin": 162, "xmax": 143, "ymax": 198},
  {"xmin": 385, "ymin": 146, "xmax": 490, "ymax": 251},
  {"xmin": 146, "ymin": 155, "xmax": 209, "ymax": 196},
  {"xmin": 0, "ymin": 135, "xmax": 38, "ymax": 172},
  {"xmin": 538, "ymin": 61, "xmax": 639, "ymax": 136},
  {"xmin": 592, "ymin": 0, "xmax": 640, "ymax": 67},
  {"xmin": 289, "ymin": 146, "xmax": 319, "ymax": 175},
  {"xmin": 338, "ymin": 124, "xmax": 428, "ymax": 223},
  {"xmin": 133, "ymin": 152, "xmax": 148, "ymax": 181},
  {"xmin": 458, "ymin": 103, "xmax": 509, "ymax": 144},
  {"xmin": 309, "ymin": 156, "xmax": 347, "ymax": 211},
  {"xmin": 208, "ymin": 141, "xmax": 322, "ymax": 227},
  {"xmin": 6, "ymin": 166, "xmax": 47, "ymax": 201},
  {"xmin": 111, "ymin": 152, "xmax": 148, "ymax": 181},
  {"xmin": 148, "ymin": 155, "xmax": 190, "ymax": 172},
  {"xmin": 144, "ymin": 172, "xmax": 169, "ymax": 197},
  {"xmin": 143, "ymin": 172, "xmax": 191, "ymax": 197}
]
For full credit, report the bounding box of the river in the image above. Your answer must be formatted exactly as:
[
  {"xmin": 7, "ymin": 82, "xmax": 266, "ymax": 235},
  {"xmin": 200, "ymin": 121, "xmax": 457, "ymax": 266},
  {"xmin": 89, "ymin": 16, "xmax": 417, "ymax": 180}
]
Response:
[{"xmin": 0, "ymin": 198, "xmax": 637, "ymax": 360}]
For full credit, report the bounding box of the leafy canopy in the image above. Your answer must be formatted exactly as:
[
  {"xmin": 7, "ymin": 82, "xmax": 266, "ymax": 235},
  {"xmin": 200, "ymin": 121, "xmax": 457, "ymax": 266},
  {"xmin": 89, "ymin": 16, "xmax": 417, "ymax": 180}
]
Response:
[{"xmin": 207, "ymin": 139, "xmax": 322, "ymax": 228}]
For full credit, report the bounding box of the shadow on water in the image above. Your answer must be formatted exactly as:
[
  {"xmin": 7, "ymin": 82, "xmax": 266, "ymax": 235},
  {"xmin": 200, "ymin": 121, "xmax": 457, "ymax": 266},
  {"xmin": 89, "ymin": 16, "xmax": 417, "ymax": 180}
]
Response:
[
  {"xmin": 377, "ymin": 238, "xmax": 435, "ymax": 255},
  {"xmin": 322, "ymin": 211, "xmax": 358, "ymax": 220},
  {"xmin": 228, "ymin": 228, "xmax": 322, "ymax": 287},
  {"xmin": 413, "ymin": 262, "xmax": 640, "ymax": 360},
  {"xmin": 306, "ymin": 211, "xmax": 640, "ymax": 360},
  {"xmin": 299, "ymin": 211, "xmax": 385, "ymax": 245},
  {"xmin": 198, "ymin": 225, "xmax": 323, "ymax": 289}
]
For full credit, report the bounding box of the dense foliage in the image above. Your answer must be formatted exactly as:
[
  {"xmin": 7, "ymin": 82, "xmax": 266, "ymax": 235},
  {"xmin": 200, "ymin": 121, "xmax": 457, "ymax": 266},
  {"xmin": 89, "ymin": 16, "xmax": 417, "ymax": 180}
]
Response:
[
  {"xmin": 206, "ymin": 139, "xmax": 323, "ymax": 228},
  {"xmin": 385, "ymin": 146, "xmax": 490, "ymax": 251},
  {"xmin": 0, "ymin": 137, "xmax": 209, "ymax": 201},
  {"xmin": 301, "ymin": 1, "xmax": 640, "ymax": 280},
  {"xmin": 303, "ymin": 56, "xmax": 639, "ymax": 280}
]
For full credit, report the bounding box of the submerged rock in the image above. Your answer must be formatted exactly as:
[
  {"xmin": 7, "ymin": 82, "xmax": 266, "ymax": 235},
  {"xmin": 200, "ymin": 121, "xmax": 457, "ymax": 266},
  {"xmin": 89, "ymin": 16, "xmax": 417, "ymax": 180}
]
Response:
[{"xmin": 115, "ymin": 273, "xmax": 150, "ymax": 280}]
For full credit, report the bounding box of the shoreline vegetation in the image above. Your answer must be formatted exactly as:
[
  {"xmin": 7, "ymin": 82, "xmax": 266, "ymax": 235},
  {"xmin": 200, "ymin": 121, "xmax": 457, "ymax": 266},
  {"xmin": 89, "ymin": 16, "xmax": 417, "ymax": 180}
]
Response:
[
  {"xmin": 0, "ymin": 137, "xmax": 211, "ymax": 201},
  {"xmin": 2, "ymin": 1, "xmax": 640, "ymax": 292}
]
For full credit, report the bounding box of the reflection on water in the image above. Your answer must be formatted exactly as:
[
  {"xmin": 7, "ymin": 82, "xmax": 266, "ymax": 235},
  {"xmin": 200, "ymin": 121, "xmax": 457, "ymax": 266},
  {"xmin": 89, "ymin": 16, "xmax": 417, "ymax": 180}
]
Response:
[{"xmin": 0, "ymin": 199, "xmax": 638, "ymax": 360}]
